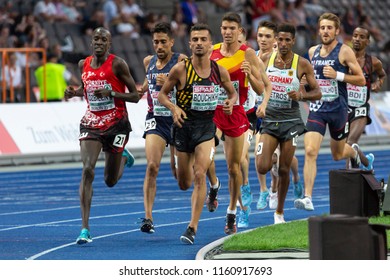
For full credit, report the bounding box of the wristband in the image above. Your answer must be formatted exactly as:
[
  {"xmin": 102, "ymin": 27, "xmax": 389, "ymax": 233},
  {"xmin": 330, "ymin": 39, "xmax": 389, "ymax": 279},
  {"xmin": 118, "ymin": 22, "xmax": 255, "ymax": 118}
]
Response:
[
  {"xmin": 336, "ymin": 71, "xmax": 345, "ymax": 82},
  {"xmin": 110, "ymin": 91, "xmax": 116, "ymax": 97}
]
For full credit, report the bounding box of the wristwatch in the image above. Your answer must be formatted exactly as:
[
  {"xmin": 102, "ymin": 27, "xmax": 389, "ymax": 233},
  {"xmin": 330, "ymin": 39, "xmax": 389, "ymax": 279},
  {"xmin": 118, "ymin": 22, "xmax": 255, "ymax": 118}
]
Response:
[{"xmin": 110, "ymin": 91, "xmax": 116, "ymax": 97}]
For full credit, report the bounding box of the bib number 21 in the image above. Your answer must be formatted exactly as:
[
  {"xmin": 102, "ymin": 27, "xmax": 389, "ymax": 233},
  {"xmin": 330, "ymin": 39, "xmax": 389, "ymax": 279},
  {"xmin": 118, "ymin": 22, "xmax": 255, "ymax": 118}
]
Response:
[{"xmin": 113, "ymin": 134, "xmax": 126, "ymax": 148}]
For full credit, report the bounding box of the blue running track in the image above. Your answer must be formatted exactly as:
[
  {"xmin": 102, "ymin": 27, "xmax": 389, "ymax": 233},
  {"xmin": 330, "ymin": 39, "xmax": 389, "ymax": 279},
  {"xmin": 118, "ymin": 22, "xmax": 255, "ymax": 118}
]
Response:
[{"xmin": 0, "ymin": 149, "xmax": 389, "ymax": 260}]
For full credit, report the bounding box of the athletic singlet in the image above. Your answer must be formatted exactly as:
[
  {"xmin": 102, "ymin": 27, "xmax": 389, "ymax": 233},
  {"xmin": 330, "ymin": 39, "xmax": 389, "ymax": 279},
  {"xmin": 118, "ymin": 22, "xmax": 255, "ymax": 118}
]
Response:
[
  {"xmin": 81, "ymin": 54, "xmax": 127, "ymax": 130},
  {"xmin": 309, "ymin": 42, "xmax": 348, "ymax": 113},
  {"xmin": 347, "ymin": 53, "xmax": 372, "ymax": 108},
  {"xmin": 146, "ymin": 53, "xmax": 180, "ymax": 116},
  {"xmin": 210, "ymin": 43, "xmax": 249, "ymax": 106},
  {"xmin": 244, "ymin": 50, "xmax": 261, "ymax": 112},
  {"xmin": 264, "ymin": 52, "xmax": 301, "ymax": 121},
  {"xmin": 254, "ymin": 50, "xmax": 264, "ymax": 107},
  {"xmin": 176, "ymin": 58, "xmax": 222, "ymax": 120}
]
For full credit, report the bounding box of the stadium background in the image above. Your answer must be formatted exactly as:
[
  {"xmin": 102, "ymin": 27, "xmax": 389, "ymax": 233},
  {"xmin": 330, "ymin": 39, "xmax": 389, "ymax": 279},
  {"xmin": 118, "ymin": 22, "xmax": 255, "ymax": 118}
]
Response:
[
  {"xmin": 1, "ymin": 0, "xmax": 389, "ymax": 93},
  {"xmin": 1, "ymin": 0, "xmax": 390, "ymax": 164},
  {"xmin": 0, "ymin": 0, "xmax": 390, "ymax": 262}
]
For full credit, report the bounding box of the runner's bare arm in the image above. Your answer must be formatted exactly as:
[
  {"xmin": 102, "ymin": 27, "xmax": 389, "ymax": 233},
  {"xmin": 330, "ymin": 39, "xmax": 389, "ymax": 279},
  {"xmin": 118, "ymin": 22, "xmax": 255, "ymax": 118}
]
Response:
[
  {"xmin": 371, "ymin": 56, "xmax": 387, "ymax": 92},
  {"xmin": 299, "ymin": 57, "xmax": 322, "ymax": 101},
  {"xmin": 258, "ymin": 58, "xmax": 271, "ymax": 106},
  {"xmin": 244, "ymin": 48, "xmax": 264, "ymax": 96},
  {"xmin": 139, "ymin": 55, "xmax": 153, "ymax": 93},
  {"xmin": 105, "ymin": 56, "xmax": 141, "ymax": 102},
  {"xmin": 158, "ymin": 62, "xmax": 187, "ymax": 126},
  {"xmin": 339, "ymin": 45, "xmax": 365, "ymax": 86},
  {"xmin": 64, "ymin": 59, "xmax": 85, "ymax": 99}
]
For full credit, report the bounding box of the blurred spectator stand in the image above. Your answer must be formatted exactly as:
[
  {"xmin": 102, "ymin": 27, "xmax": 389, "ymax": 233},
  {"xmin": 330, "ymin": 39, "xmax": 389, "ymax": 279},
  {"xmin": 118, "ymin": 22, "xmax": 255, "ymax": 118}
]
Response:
[{"xmin": 1, "ymin": 47, "xmax": 46, "ymax": 103}]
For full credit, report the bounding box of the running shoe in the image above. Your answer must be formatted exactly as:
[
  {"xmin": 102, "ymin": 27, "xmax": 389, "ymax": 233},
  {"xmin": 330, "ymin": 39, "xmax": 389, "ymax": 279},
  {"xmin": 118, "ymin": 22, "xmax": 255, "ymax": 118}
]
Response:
[
  {"xmin": 140, "ymin": 218, "xmax": 155, "ymax": 234},
  {"xmin": 294, "ymin": 196, "xmax": 314, "ymax": 211},
  {"xmin": 180, "ymin": 226, "xmax": 195, "ymax": 245},
  {"xmin": 240, "ymin": 184, "xmax": 253, "ymax": 207},
  {"xmin": 224, "ymin": 213, "xmax": 237, "ymax": 235},
  {"xmin": 274, "ymin": 212, "xmax": 286, "ymax": 224},
  {"xmin": 76, "ymin": 228, "xmax": 92, "ymax": 245},
  {"xmin": 206, "ymin": 178, "xmax": 221, "ymax": 212},
  {"xmin": 122, "ymin": 148, "xmax": 135, "ymax": 168},
  {"xmin": 350, "ymin": 143, "xmax": 361, "ymax": 168},
  {"xmin": 256, "ymin": 189, "xmax": 269, "ymax": 210},
  {"xmin": 237, "ymin": 206, "xmax": 251, "ymax": 228},
  {"xmin": 362, "ymin": 153, "xmax": 375, "ymax": 171},
  {"xmin": 269, "ymin": 191, "xmax": 278, "ymax": 209},
  {"xmin": 293, "ymin": 180, "xmax": 303, "ymax": 199}
]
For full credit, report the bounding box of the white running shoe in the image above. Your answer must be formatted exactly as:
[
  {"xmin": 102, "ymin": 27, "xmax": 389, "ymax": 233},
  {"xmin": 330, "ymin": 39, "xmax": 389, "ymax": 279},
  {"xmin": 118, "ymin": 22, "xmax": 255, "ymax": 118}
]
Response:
[
  {"xmin": 350, "ymin": 143, "xmax": 361, "ymax": 168},
  {"xmin": 294, "ymin": 196, "xmax": 314, "ymax": 211},
  {"xmin": 269, "ymin": 191, "xmax": 278, "ymax": 209},
  {"xmin": 274, "ymin": 212, "xmax": 286, "ymax": 224}
]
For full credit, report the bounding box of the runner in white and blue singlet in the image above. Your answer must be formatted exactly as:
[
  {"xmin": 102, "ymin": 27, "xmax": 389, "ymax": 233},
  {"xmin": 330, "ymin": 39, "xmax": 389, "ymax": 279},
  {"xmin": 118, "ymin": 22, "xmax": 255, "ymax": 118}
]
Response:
[
  {"xmin": 139, "ymin": 22, "xmax": 187, "ymax": 234},
  {"xmin": 294, "ymin": 13, "xmax": 366, "ymax": 212}
]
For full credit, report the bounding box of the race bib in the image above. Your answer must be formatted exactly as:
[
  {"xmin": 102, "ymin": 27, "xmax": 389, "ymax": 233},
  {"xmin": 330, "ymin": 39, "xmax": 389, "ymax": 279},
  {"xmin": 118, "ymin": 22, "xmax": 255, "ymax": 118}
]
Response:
[
  {"xmin": 217, "ymin": 80, "xmax": 239, "ymax": 106},
  {"xmin": 347, "ymin": 84, "xmax": 367, "ymax": 107},
  {"xmin": 191, "ymin": 85, "xmax": 219, "ymax": 111},
  {"xmin": 268, "ymin": 84, "xmax": 292, "ymax": 108},
  {"xmin": 151, "ymin": 89, "xmax": 176, "ymax": 117},
  {"xmin": 86, "ymin": 83, "xmax": 115, "ymax": 111},
  {"xmin": 318, "ymin": 79, "xmax": 339, "ymax": 102}
]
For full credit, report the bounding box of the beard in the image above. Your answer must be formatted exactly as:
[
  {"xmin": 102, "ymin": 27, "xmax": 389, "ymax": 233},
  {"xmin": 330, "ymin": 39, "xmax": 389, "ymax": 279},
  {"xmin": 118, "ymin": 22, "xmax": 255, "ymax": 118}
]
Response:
[
  {"xmin": 321, "ymin": 35, "xmax": 336, "ymax": 45},
  {"xmin": 157, "ymin": 51, "xmax": 167, "ymax": 59}
]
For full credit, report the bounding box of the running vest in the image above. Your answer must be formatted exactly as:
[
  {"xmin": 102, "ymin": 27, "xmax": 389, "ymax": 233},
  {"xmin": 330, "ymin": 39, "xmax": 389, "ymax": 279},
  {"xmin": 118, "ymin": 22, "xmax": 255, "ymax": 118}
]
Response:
[
  {"xmin": 176, "ymin": 58, "xmax": 222, "ymax": 120},
  {"xmin": 310, "ymin": 42, "xmax": 348, "ymax": 113},
  {"xmin": 146, "ymin": 53, "xmax": 180, "ymax": 116},
  {"xmin": 210, "ymin": 43, "xmax": 249, "ymax": 106},
  {"xmin": 81, "ymin": 54, "xmax": 127, "ymax": 129},
  {"xmin": 347, "ymin": 53, "xmax": 372, "ymax": 108},
  {"xmin": 244, "ymin": 49, "xmax": 265, "ymax": 113},
  {"xmin": 264, "ymin": 52, "xmax": 301, "ymax": 121}
]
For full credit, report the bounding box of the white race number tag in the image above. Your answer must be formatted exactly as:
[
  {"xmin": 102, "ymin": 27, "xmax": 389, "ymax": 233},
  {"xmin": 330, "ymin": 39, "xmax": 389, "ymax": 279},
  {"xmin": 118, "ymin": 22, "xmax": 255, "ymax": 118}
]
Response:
[
  {"xmin": 145, "ymin": 118, "xmax": 157, "ymax": 131},
  {"xmin": 113, "ymin": 134, "xmax": 126, "ymax": 148},
  {"xmin": 355, "ymin": 107, "xmax": 367, "ymax": 117},
  {"xmin": 256, "ymin": 142, "xmax": 263, "ymax": 155}
]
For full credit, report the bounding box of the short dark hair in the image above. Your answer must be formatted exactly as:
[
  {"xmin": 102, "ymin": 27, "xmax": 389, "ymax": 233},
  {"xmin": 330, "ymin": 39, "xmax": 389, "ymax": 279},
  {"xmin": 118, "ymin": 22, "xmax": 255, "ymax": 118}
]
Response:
[
  {"xmin": 257, "ymin": 20, "xmax": 277, "ymax": 34},
  {"xmin": 190, "ymin": 23, "xmax": 212, "ymax": 37},
  {"xmin": 222, "ymin": 12, "xmax": 241, "ymax": 26},
  {"xmin": 355, "ymin": 26, "xmax": 371, "ymax": 40},
  {"xmin": 93, "ymin": 27, "xmax": 111, "ymax": 36},
  {"xmin": 277, "ymin": 23, "xmax": 296, "ymax": 38},
  {"xmin": 151, "ymin": 22, "xmax": 173, "ymax": 38}
]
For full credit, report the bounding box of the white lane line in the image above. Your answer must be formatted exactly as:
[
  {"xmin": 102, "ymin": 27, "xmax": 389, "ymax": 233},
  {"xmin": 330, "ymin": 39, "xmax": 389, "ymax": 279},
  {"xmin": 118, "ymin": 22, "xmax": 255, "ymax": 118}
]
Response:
[
  {"xmin": 0, "ymin": 206, "xmax": 191, "ymax": 232},
  {"xmin": 25, "ymin": 204, "xmax": 330, "ymax": 260},
  {"xmin": 26, "ymin": 216, "xmax": 225, "ymax": 260}
]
